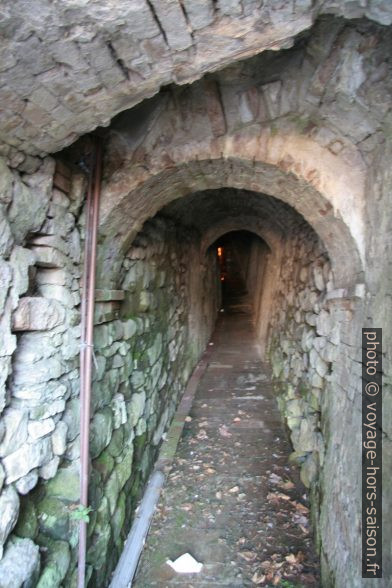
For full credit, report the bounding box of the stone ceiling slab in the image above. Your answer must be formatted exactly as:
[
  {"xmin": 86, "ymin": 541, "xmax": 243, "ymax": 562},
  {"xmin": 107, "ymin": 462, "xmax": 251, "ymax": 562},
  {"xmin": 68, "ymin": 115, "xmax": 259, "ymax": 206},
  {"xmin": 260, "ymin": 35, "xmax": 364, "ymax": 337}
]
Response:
[{"xmin": 0, "ymin": 0, "xmax": 391, "ymax": 157}]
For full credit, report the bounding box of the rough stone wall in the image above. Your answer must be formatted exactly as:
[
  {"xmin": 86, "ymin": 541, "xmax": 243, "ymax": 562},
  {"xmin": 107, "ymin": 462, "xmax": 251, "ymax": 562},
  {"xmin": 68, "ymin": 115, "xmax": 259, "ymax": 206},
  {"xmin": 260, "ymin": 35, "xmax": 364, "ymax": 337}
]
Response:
[
  {"xmin": 366, "ymin": 134, "xmax": 392, "ymax": 588},
  {"xmin": 0, "ymin": 157, "xmax": 87, "ymax": 586},
  {"xmin": 267, "ymin": 223, "xmax": 331, "ymax": 489},
  {"xmin": 0, "ymin": 11, "xmax": 391, "ymax": 588},
  {"xmin": 263, "ymin": 217, "xmax": 383, "ymax": 586},
  {"xmin": 95, "ymin": 20, "xmax": 392, "ymax": 585},
  {"xmin": 0, "ymin": 166, "xmax": 218, "ymax": 588},
  {"xmin": 1, "ymin": 1, "xmax": 391, "ymax": 158},
  {"xmin": 83, "ymin": 216, "xmax": 217, "ymax": 586},
  {"xmin": 99, "ymin": 16, "xmax": 392, "ymax": 290}
]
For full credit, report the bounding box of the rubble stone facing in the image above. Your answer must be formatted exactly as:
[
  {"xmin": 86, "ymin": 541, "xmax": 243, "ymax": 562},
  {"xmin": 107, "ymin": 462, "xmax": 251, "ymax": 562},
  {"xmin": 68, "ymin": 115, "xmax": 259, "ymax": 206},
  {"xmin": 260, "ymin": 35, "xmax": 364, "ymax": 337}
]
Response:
[
  {"xmin": 0, "ymin": 12, "xmax": 390, "ymax": 588},
  {"xmin": 0, "ymin": 157, "xmax": 88, "ymax": 585},
  {"xmin": 0, "ymin": 1, "xmax": 391, "ymax": 159},
  {"xmin": 0, "ymin": 146, "xmax": 218, "ymax": 586},
  {"xmin": 97, "ymin": 17, "xmax": 392, "ymax": 297},
  {"xmin": 96, "ymin": 18, "xmax": 391, "ymax": 587}
]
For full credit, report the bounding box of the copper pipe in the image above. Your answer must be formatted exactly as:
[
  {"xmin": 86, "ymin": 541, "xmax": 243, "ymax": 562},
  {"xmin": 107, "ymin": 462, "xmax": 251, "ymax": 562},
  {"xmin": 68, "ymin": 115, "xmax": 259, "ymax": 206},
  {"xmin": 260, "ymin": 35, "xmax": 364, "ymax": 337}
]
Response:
[{"xmin": 78, "ymin": 137, "xmax": 103, "ymax": 588}]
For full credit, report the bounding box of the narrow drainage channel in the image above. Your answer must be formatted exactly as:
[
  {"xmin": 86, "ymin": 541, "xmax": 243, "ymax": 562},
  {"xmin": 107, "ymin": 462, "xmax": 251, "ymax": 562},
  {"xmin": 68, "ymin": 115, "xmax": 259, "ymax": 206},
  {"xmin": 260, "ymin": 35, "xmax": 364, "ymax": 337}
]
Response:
[{"xmin": 132, "ymin": 304, "xmax": 320, "ymax": 587}]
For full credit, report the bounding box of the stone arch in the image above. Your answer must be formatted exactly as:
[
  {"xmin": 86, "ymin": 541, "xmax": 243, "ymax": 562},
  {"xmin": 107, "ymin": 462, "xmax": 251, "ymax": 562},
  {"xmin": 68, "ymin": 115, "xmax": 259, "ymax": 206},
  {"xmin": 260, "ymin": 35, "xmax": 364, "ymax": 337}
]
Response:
[
  {"xmin": 200, "ymin": 215, "xmax": 281, "ymax": 256},
  {"xmin": 99, "ymin": 128, "xmax": 365, "ymax": 290},
  {"xmin": 202, "ymin": 220, "xmax": 282, "ymax": 358}
]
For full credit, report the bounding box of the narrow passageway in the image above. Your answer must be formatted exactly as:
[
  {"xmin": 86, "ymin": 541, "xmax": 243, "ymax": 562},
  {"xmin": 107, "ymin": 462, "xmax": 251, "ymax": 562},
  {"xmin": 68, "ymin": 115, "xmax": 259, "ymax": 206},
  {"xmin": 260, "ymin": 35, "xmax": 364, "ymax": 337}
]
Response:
[{"xmin": 133, "ymin": 273, "xmax": 320, "ymax": 587}]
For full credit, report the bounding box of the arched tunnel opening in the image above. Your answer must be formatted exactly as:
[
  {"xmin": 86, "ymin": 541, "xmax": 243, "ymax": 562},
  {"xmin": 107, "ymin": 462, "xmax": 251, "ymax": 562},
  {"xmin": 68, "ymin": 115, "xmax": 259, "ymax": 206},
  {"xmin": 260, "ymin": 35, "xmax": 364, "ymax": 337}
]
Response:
[
  {"xmin": 102, "ymin": 186, "xmax": 333, "ymax": 586},
  {"xmin": 214, "ymin": 230, "xmax": 266, "ymax": 313}
]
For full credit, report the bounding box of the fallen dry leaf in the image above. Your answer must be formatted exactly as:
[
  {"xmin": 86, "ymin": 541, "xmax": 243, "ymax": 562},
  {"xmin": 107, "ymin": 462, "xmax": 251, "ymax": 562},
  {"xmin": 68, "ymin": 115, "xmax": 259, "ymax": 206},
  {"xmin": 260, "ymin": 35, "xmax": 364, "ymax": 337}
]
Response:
[
  {"xmin": 185, "ymin": 416, "xmax": 192, "ymax": 422},
  {"xmin": 292, "ymin": 501, "xmax": 309, "ymax": 513},
  {"xmin": 300, "ymin": 524, "xmax": 309, "ymax": 534},
  {"xmin": 252, "ymin": 571, "xmax": 266, "ymax": 585},
  {"xmin": 239, "ymin": 550, "xmax": 257, "ymax": 562},
  {"xmin": 215, "ymin": 491, "xmax": 222, "ymax": 500},
  {"xmin": 219, "ymin": 425, "xmax": 232, "ymax": 438},
  {"xmin": 285, "ymin": 553, "xmax": 298, "ymax": 564},
  {"xmin": 280, "ymin": 479, "xmax": 295, "ymax": 490},
  {"xmin": 229, "ymin": 485, "xmax": 239, "ymax": 494},
  {"xmin": 267, "ymin": 492, "xmax": 291, "ymax": 504}
]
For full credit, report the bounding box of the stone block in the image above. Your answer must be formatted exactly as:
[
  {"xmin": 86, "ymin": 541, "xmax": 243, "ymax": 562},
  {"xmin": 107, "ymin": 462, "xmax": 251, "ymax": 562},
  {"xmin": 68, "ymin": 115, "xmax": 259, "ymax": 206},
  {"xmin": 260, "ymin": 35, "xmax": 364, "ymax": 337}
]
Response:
[
  {"xmin": 51, "ymin": 421, "xmax": 68, "ymax": 456},
  {"xmin": 0, "ymin": 537, "xmax": 40, "ymax": 588},
  {"xmin": 12, "ymin": 356, "xmax": 63, "ymax": 387},
  {"xmin": 28, "ymin": 418, "xmax": 55, "ymax": 440},
  {"xmin": 300, "ymin": 452, "xmax": 319, "ymax": 488},
  {"xmin": 46, "ymin": 464, "xmax": 79, "ymax": 503},
  {"xmin": 12, "ymin": 297, "xmax": 66, "ymax": 331},
  {"xmin": 115, "ymin": 443, "xmax": 134, "ymax": 490},
  {"xmin": 0, "ymin": 407, "xmax": 28, "ymax": 457},
  {"xmin": 30, "ymin": 246, "xmax": 68, "ymax": 269},
  {"xmin": 40, "ymin": 455, "xmax": 60, "ymax": 480},
  {"xmin": 90, "ymin": 408, "xmax": 113, "ymax": 459},
  {"xmin": 0, "ymin": 207, "xmax": 13, "ymax": 258},
  {"xmin": 0, "ymin": 307, "xmax": 16, "ymax": 359},
  {"xmin": 15, "ymin": 469, "xmax": 38, "ymax": 495},
  {"xmin": 9, "ymin": 246, "xmax": 36, "ymax": 304},
  {"xmin": 29, "ymin": 398, "xmax": 66, "ymax": 420},
  {"xmin": 8, "ymin": 168, "xmax": 52, "ymax": 243},
  {"xmin": 131, "ymin": 371, "xmax": 145, "ymax": 390},
  {"xmin": 147, "ymin": 333, "xmax": 163, "ymax": 367},
  {"xmin": 3, "ymin": 436, "xmax": 52, "ymax": 483},
  {"xmin": 0, "ymin": 260, "xmax": 12, "ymax": 315},
  {"xmin": 0, "ymin": 485, "xmax": 19, "ymax": 550},
  {"xmin": 0, "ymin": 157, "xmax": 13, "ymax": 205},
  {"xmin": 182, "ymin": 0, "xmax": 214, "ymax": 30},
  {"xmin": 111, "ymin": 393, "xmax": 127, "ymax": 429},
  {"xmin": 36, "ymin": 539, "xmax": 70, "ymax": 588},
  {"xmin": 128, "ymin": 391, "xmax": 146, "ymax": 427},
  {"xmin": 37, "ymin": 496, "xmax": 70, "ymax": 541},
  {"xmin": 148, "ymin": 0, "xmax": 192, "ymax": 51},
  {"xmin": 12, "ymin": 381, "xmax": 66, "ymax": 408}
]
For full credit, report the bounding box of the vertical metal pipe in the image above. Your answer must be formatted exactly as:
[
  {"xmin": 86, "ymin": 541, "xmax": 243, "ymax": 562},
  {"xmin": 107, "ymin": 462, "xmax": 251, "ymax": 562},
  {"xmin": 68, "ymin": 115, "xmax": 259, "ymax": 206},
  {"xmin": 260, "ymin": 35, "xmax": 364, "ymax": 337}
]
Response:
[{"xmin": 78, "ymin": 137, "xmax": 103, "ymax": 588}]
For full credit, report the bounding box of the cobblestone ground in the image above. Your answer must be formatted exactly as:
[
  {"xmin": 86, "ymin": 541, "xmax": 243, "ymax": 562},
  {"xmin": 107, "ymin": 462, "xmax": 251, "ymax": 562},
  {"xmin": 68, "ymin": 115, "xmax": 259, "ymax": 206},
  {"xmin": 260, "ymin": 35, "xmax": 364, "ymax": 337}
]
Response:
[{"xmin": 133, "ymin": 279, "xmax": 320, "ymax": 587}]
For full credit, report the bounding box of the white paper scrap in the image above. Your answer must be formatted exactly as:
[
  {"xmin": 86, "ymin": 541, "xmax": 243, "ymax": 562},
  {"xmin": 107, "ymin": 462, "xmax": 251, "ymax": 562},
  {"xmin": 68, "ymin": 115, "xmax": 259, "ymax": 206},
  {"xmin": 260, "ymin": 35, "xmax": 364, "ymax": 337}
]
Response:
[{"xmin": 166, "ymin": 553, "xmax": 203, "ymax": 574}]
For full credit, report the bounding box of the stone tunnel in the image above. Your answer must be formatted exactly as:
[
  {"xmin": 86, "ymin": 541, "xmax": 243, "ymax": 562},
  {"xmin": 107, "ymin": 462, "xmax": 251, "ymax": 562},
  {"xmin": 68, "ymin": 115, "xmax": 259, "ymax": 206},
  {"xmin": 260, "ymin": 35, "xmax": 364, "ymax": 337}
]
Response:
[{"xmin": 0, "ymin": 3, "xmax": 391, "ymax": 587}]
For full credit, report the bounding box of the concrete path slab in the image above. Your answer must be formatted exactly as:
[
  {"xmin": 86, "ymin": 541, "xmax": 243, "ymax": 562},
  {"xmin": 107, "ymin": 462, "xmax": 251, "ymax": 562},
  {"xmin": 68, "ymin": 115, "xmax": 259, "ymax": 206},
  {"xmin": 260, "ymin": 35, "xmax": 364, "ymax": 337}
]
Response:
[{"xmin": 133, "ymin": 303, "xmax": 319, "ymax": 587}]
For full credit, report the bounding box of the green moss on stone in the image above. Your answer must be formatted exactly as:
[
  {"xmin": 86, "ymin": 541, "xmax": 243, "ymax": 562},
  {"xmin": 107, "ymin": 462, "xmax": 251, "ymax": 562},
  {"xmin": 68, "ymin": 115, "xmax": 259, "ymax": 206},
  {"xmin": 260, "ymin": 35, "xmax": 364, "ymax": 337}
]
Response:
[
  {"xmin": 15, "ymin": 498, "xmax": 38, "ymax": 539},
  {"xmin": 111, "ymin": 492, "xmax": 126, "ymax": 544},
  {"xmin": 37, "ymin": 496, "xmax": 70, "ymax": 541},
  {"xmin": 107, "ymin": 426, "xmax": 124, "ymax": 458},
  {"xmin": 87, "ymin": 523, "xmax": 111, "ymax": 570},
  {"xmin": 46, "ymin": 466, "xmax": 79, "ymax": 503},
  {"xmin": 115, "ymin": 444, "xmax": 134, "ymax": 489},
  {"xmin": 36, "ymin": 539, "xmax": 70, "ymax": 588},
  {"xmin": 93, "ymin": 450, "xmax": 115, "ymax": 482}
]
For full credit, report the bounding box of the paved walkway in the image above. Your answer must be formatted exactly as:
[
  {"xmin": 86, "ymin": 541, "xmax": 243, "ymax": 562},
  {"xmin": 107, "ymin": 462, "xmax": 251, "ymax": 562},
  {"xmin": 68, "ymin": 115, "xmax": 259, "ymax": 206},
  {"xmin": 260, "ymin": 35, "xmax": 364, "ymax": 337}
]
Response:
[{"xmin": 133, "ymin": 285, "xmax": 319, "ymax": 587}]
